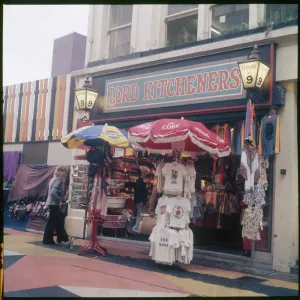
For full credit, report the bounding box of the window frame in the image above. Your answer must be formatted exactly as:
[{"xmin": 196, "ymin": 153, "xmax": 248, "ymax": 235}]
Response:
[
  {"xmin": 164, "ymin": 5, "xmax": 199, "ymax": 47},
  {"xmin": 209, "ymin": 4, "xmax": 250, "ymax": 37},
  {"xmin": 107, "ymin": 5, "xmax": 133, "ymax": 58}
]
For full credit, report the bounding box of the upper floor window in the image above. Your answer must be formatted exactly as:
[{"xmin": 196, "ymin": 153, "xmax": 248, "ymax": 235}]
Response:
[
  {"xmin": 166, "ymin": 4, "xmax": 198, "ymax": 47},
  {"xmin": 211, "ymin": 4, "xmax": 249, "ymax": 37},
  {"xmin": 108, "ymin": 5, "xmax": 133, "ymax": 58},
  {"xmin": 265, "ymin": 4, "xmax": 298, "ymax": 23}
]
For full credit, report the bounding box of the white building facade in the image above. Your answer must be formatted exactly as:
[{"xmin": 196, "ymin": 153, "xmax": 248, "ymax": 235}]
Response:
[{"xmin": 69, "ymin": 4, "xmax": 298, "ymax": 273}]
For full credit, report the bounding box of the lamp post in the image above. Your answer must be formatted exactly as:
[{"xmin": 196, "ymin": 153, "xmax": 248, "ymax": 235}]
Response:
[
  {"xmin": 74, "ymin": 77, "xmax": 99, "ymax": 241},
  {"xmin": 238, "ymin": 44, "xmax": 270, "ymax": 101},
  {"xmin": 75, "ymin": 77, "xmax": 99, "ymax": 112}
]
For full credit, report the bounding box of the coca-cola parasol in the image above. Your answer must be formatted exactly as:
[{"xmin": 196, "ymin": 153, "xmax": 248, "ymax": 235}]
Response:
[{"xmin": 128, "ymin": 118, "xmax": 230, "ymax": 157}]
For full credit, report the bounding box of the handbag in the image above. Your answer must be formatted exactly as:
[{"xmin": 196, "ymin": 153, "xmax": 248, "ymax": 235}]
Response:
[{"xmin": 138, "ymin": 214, "xmax": 157, "ymax": 235}]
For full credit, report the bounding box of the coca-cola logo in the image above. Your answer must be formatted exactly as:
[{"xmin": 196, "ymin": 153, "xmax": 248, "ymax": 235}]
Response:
[
  {"xmin": 194, "ymin": 127, "xmax": 210, "ymax": 138},
  {"xmin": 162, "ymin": 123, "xmax": 180, "ymax": 130},
  {"xmin": 138, "ymin": 123, "xmax": 152, "ymax": 130}
]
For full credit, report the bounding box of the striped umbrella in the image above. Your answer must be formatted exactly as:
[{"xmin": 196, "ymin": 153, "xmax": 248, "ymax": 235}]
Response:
[{"xmin": 61, "ymin": 125, "xmax": 129, "ymax": 149}]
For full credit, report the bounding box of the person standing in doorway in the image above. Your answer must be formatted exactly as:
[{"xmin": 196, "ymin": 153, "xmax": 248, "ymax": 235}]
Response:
[
  {"xmin": 43, "ymin": 166, "xmax": 69, "ymax": 245},
  {"xmin": 132, "ymin": 169, "xmax": 148, "ymax": 234}
]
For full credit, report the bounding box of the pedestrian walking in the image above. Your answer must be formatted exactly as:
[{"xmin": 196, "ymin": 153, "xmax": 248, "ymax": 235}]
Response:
[
  {"xmin": 43, "ymin": 166, "xmax": 69, "ymax": 245},
  {"xmin": 132, "ymin": 169, "xmax": 148, "ymax": 234}
]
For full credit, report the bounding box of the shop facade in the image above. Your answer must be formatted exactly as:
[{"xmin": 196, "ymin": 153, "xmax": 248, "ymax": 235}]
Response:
[{"xmin": 70, "ymin": 23, "xmax": 298, "ymax": 272}]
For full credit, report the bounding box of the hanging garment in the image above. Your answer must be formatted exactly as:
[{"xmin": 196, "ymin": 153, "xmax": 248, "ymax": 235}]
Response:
[
  {"xmin": 253, "ymin": 183, "xmax": 266, "ymax": 208},
  {"xmin": 239, "ymin": 147, "xmax": 260, "ymax": 193},
  {"xmin": 167, "ymin": 196, "xmax": 191, "ymax": 229},
  {"xmin": 149, "ymin": 227, "xmax": 180, "ymax": 265},
  {"xmin": 258, "ymin": 156, "xmax": 269, "ymax": 190},
  {"xmin": 228, "ymin": 193, "xmax": 239, "ymax": 213},
  {"xmin": 245, "ymin": 100, "xmax": 257, "ymax": 146},
  {"xmin": 155, "ymin": 195, "xmax": 171, "ymax": 229},
  {"xmin": 211, "ymin": 123, "xmax": 231, "ymax": 146},
  {"xmin": 3, "ymin": 151, "xmax": 21, "ymax": 182},
  {"xmin": 184, "ymin": 160, "xmax": 196, "ymax": 199},
  {"xmin": 259, "ymin": 114, "xmax": 280, "ymax": 156},
  {"xmin": 162, "ymin": 162, "xmax": 187, "ymax": 195},
  {"xmin": 155, "ymin": 162, "xmax": 165, "ymax": 193},
  {"xmin": 241, "ymin": 206, "xmax": 263, "ymax": 241},
  {"xmin": 233, "ymin": 121, "xmax": 245, "ymax": 155}
]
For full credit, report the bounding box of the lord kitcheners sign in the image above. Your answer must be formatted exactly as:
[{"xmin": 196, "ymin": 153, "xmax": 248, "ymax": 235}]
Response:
[{"xmin": 104, "ymin": 57, "xmax": 247, "ymax": 112}]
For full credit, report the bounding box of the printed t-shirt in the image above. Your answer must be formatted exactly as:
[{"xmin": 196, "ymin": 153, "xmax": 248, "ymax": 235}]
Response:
[
  {"xmin": 155, "ymin": 195, "xmax": 170, "ymax": 229},
  {"xmin": 150, "ymin": 227, "xmax": 179, "ymax": 264},
  {"xmin": 167, "ymin": 196, "xmax": 191, "ymax": 229},
  {"xmin": 162, "ymin": 162, "xmax": 187, "ymax": 195}
]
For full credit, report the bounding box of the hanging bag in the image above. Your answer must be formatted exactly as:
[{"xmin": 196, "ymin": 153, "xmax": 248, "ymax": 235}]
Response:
[{"xmin": 139, "ymin": 214, "xmax": 157, "ymax": 235}]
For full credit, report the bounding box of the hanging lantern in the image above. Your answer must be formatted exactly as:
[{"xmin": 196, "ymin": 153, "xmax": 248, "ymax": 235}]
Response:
[
  {"xmin": 75, "ymin": 77, "xmax": 99, "ymax": 111},
  {"xmin": 238, "ymin": 44, "xmax": 270, "ymax": 90}
]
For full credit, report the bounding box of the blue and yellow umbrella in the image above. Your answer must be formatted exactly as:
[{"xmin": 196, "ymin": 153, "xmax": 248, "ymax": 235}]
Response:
[{"xmin": 61, "ymin": 125, "xmax": 129, "ymax": 149}]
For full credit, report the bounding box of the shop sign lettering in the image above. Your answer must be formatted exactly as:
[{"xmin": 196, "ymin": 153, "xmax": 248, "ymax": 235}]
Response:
[{"xmin": 104, "ymin": 57, "xmax": 247, "ymax": 112}]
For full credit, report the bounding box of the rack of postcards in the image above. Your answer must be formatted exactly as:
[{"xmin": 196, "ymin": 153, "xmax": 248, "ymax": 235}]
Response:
[{"xmin": 71, "ymin": 165, "xmax": 89, "ymax": 210}]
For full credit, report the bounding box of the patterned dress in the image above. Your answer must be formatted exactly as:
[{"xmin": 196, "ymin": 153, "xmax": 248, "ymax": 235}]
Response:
[{"xmin": 241, "ymin": 207, "xmax": 263, "ymax": 240}]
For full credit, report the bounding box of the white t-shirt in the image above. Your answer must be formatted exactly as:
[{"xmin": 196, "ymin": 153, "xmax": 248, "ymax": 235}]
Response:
[
  {"xmin": 155, "ymin": 162, "xmax": 165, "ymax": 193},
  {"xmin": 175, "ymin": 228, "xmax": 194, "ymax": 264},
  {"xmin": 155, "ymin": 195, "xmax": 170, "ymax": 229},
  {"xmin": 167, "ymin": 196, "xmax": 191, "ymax": 229},
  {"xmin": 149, "ymin": 227, "xmax": 179, "ymax": 265},
  {"xmin": 162, "ymin": 162, "xmax": 187, "ymax": 195}
]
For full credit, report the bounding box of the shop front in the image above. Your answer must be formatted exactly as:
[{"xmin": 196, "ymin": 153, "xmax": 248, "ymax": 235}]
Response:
[{"xmin": 68, "ymin": 42, "xmax": 297, "ymax": 273}]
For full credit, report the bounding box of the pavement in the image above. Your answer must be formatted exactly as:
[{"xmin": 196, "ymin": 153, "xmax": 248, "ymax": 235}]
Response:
[{"xmin": 3, "ymin": 228, "xmax": 299, "ymax": 297}]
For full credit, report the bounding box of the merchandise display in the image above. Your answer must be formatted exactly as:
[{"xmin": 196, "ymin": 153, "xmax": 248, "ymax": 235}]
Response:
[
  {"xmin": 149, "ymin": 157, "xmax": 195, "ymax": 265},
  {"xmin": 70, "ymin": 165, "xmax": 89, "ymax": 210}
]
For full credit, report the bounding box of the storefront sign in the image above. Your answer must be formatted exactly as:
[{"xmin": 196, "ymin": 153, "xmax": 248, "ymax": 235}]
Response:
[{"xmin": 104, "ymin": 58, "xmax": 247, "ymax": 112}]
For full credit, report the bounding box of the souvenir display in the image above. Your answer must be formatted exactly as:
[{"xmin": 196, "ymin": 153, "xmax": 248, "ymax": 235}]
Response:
[{"xmin": 70, "ymin": 165, "xmax": 89, "ymax": 209}]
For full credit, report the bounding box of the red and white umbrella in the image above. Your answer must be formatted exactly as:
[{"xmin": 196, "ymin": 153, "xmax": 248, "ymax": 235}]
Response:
[{"xmin": 128, "ymin": 118, "xmax": 230, "ymax": 157}]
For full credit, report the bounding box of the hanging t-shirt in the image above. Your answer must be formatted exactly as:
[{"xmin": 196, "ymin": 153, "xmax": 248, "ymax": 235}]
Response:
[
  {"xmin": 162, "ymin": 162, "xmax": 187, "ymax": 195},
  {"xmin": 155, "ymin": 195, "xmax": 170, "ymax": 229},
  {"xmin": 175, "ymin": 228, "xmax": 194, "ymax": 264},
  {"xmin": 167, "ymin": 196, "xmax": 191, "ymax": 229},
  {"xmin": 150, "ymin": 227, "xmax": 179, "ymax": 265},
  {"xmin": 233, "ymin": 121, "xmax": 245, "ymax": 156},
  {"xmin": 259, "ymin": 114, "xmax": 280, "ymax": 156}
]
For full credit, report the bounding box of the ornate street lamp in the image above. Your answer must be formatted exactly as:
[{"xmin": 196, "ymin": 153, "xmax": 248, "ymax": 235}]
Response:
[
  {"xmin": 75, "ymin": 77, "xmax": 99, "ymax": 112},
  {"xmin": 238, "ymin": 44, "xmax": 270, "ymax": 91}
]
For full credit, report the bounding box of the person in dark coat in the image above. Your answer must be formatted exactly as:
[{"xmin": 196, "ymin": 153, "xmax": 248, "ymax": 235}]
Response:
[
  {"xmin": 132, "ymin": 169, "xmax": 148, "ymax": 234},
  {"xmin": 43, "ymin": 166, "xmax": 69, "ymax": 245}
]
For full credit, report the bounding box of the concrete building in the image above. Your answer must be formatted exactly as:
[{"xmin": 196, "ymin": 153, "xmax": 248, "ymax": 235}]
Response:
[
  {"xmin": 51, "ymin": 32, "xmax": 87, "ymax": 77},
  {"xmin": 69, "ymin": 4, "xmax": 298, "ymax": 273}
]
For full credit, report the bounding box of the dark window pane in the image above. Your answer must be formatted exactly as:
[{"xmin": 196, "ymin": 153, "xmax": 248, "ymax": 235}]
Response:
[
  {"xmin": 110, "ymin": 5, "xmax": 133, "ymax": 28},
  {"xmin": 211, "ymin": 4, "xmax": 249, "ymax": 35},
  {"xmin": 109, "ymin": 26, "xmax": 131, "ymax": 58},
  {"xmin": 266, "ymin": 4, "xmax": 298, "ymax": 23},
  {"xmin": 167, "ymin": 14, "xmax": 198, "ymax": 46},
  {"xmin": 168, "ymin": 4, "xmax": 198, "ymax": 16}
]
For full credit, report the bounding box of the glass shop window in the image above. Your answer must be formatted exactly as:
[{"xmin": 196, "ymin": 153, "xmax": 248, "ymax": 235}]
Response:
[
  {"xmin": 108, "ymin": 5, "xmax": 133, "ymax": 58},
  {"xmin": 211, "ymin": 4, "xmax": 249, "ymax": 37},
  {"xmin": 265, "ymin": 4, "xmax": 298, "ymax": 23},
  {"xmin": 166, "ymin": 4, "xmax": 199, "ymax": 47}
]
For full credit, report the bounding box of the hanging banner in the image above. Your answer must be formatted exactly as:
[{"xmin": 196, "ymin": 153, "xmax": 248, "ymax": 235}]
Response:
[{"xmin": 104, "ymin": 57, "xmax": 247, "ymax": 112}]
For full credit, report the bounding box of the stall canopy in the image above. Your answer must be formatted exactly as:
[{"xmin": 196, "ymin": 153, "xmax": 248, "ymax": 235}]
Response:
[{"xmin": 8, "ymin": 164, "xmax": 56, "ymax": 202}]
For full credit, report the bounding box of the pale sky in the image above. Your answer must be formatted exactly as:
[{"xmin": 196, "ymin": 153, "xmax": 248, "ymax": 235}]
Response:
[{"xmin": 3, "ymin": 5, "xmax": 89, "ymax": 86}]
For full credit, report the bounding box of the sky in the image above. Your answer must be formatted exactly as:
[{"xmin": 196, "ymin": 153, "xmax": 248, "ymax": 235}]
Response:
[{"xmin": 3, "ymin": 5, "xmax": 89, "ymax": 86}]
